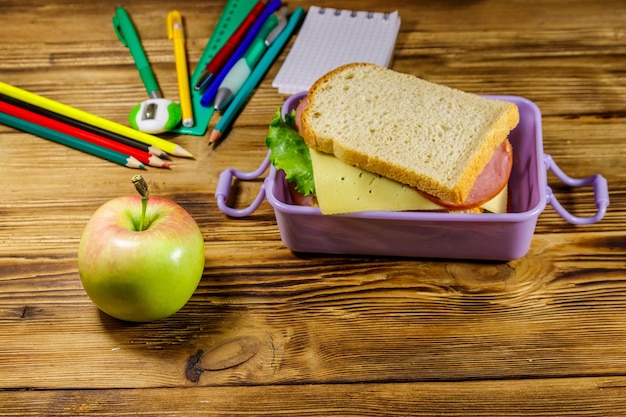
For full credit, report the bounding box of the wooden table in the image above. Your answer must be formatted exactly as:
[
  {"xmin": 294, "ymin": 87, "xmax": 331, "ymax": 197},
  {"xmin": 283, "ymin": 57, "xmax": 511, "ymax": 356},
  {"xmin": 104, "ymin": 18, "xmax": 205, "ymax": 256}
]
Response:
[{"xmin": 1, "ymin": 0, "xmax": 625, "ymax": 415}]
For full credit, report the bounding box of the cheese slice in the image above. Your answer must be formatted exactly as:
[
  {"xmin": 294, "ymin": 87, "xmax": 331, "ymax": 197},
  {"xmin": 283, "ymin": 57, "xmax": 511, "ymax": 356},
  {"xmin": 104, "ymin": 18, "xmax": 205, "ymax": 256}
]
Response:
[
  {"xmin": 310, "ymin": 149, "xmax": 507, "ymax": 215},
  {"xmin": 479, "ymin": 184, "xmax": 508, "ymax": 214}
]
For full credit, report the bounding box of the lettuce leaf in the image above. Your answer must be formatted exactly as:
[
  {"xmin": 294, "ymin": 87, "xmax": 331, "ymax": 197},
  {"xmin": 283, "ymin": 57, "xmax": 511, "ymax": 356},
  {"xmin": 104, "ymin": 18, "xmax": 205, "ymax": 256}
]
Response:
[{"xmin": 264, "ymin": 108, "xmax": 316, "ymax": 196}]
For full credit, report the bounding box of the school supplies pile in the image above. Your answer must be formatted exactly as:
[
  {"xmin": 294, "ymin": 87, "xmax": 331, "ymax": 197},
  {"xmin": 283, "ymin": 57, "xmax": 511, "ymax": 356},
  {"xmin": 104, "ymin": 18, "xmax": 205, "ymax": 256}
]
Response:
[
  {"xmin": 0, "ymin": 2, "xmax": 398, "ymax": 165},
  {"xmin": 168, "ymin": 0, "xmax": 304, "ymax": 142}
]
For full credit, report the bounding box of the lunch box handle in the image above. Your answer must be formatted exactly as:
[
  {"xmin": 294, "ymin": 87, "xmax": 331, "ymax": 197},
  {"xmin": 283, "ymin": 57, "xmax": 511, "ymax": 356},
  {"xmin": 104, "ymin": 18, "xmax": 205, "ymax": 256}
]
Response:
[
  {"xmin": 216, "ymin": 152, "xmax": 271, "ymax": 217},
  {"xmin": 544, "ymin": 154, "xmax": 609, "ymax": 225}
]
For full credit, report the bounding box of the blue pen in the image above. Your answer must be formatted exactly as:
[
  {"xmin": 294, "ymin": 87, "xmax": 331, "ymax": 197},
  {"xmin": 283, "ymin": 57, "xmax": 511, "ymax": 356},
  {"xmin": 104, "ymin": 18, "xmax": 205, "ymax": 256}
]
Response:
[
  {"xmin": 200, "ymin": 0, "xmax": 282, "ymax": 108},
  {"xmin": 214, "ymin": 7, "xmax": 288, "ymax": 111},
  {"xmin": 209, "ymin": 7, "xmax": 305, "ymax": 144}
]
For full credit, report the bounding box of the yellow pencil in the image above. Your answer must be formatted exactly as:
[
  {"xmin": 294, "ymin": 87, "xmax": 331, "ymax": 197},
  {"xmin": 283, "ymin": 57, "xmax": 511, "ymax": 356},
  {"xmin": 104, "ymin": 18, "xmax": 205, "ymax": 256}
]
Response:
[
  {"xmin": 0, "ymin": 81, "xmax": 193, "ymax": 158},
  {"xmin": 167, "ymin": 10, "xmax": 194, "ymax": 128}
]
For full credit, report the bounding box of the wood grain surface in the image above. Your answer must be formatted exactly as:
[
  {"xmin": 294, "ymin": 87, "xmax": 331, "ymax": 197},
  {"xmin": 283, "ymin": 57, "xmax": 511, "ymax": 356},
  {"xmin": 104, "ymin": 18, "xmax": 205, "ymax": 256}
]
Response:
[{"xmin": 0, "ymin": 0, "xmax": 625, "ymax": 415}]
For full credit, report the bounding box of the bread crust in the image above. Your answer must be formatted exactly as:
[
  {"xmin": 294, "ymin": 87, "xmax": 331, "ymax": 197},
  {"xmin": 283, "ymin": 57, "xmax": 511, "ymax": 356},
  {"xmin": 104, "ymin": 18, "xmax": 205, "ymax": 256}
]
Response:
[{"xmin": 299, "ymin": 63, "xmax": 520, "ymax": 204}]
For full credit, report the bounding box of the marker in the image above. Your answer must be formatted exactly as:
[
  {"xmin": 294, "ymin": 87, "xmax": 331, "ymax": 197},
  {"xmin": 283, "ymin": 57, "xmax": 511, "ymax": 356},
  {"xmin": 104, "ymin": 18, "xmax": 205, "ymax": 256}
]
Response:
[{"xmin": 209, "ymin": 7, "xmax": 305, "ymax": 145}]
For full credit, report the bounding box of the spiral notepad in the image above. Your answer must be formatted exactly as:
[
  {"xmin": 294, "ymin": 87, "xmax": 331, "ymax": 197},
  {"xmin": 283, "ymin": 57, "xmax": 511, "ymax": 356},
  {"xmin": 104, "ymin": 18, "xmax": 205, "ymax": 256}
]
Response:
[{"xmin": 272, "ymin": 6, "xmax": 401, "ymax": 95}]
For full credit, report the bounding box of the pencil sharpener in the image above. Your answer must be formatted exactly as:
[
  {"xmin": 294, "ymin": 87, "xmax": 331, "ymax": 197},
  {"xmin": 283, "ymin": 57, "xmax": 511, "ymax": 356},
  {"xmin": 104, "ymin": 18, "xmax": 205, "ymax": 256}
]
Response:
[{"xmin": 129, "ymin": 98, "xmax": 181, "ymax": 134}]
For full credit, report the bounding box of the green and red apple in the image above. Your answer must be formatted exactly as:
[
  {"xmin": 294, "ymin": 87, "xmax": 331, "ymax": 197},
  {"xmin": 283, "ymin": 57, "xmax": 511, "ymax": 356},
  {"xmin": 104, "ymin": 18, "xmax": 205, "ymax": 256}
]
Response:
[{"xmin": 78, "ymin": 176, "xmax": 205, "ymax": 322}]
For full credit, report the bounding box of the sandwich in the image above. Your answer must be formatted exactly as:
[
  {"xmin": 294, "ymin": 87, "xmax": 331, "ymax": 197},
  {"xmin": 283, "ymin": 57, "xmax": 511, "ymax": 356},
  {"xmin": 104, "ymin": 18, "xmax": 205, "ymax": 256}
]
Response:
[{"xmin": 265, "ymin": 63, "xmax": 520, "ymax": 215}]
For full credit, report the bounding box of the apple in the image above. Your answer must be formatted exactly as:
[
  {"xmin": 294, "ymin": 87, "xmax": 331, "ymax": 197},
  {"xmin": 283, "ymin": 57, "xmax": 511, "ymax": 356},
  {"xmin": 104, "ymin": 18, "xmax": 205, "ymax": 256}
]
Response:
[{"xmin": 77, "ymin": 176, "xmax": 205, "ymax": 322}]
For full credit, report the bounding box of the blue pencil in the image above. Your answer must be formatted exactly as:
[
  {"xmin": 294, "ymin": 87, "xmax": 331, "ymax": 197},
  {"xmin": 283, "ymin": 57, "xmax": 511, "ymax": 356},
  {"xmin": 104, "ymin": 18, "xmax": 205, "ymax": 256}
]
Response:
[
  {"xmin": 209, "ymin": 7, "xmax": 305, "ymax": 145},
  {"xmin": 200, "ymin": 0, "xmax": 282, "ymax": 108}
]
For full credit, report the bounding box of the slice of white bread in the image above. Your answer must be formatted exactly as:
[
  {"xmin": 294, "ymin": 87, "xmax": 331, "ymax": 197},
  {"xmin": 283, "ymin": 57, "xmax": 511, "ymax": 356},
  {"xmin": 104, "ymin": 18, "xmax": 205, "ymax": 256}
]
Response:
[{"xmin": 299, "ymin": 63, "xmax": 520, "ymax": 204}]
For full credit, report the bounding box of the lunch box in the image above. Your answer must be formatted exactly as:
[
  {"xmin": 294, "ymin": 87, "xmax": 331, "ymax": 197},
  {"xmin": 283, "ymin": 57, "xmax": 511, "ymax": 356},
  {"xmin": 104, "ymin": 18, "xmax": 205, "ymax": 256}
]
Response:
[{"xmin": 216, "ymin": 92, "xmax": 609, "ymax": 260}]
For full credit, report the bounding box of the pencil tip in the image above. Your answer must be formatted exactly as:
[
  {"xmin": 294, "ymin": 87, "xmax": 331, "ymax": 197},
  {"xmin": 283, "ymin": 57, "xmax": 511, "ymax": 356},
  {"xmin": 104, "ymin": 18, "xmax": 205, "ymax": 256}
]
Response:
[
  {"xmin": 173, "ymin": 145, "xmax": 193, "ymax": 158},
  {"xmin": 209, "ymin": 129, "xmax": 221, "ymax": 145},
  {"xmin": 149, "ymin": 155, "xmax": 170, "ymax": 168},
  {"xmin": 149, "ymin": 146, "xmax": 169, "ymax": 159},
  {"xmin": 128, "ymin": 157, "xmax": 146, "ymax": 169}
]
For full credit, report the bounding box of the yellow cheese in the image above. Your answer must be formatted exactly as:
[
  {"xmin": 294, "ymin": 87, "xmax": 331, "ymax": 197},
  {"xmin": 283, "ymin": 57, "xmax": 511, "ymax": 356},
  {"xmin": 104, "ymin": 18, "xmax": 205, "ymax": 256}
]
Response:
[
  {"xmin": 311, "ymin": 149, "xmax": 441, "ymax": 214},
  {"xmin": 479, "ymin": 184, "xmax": 508, "ymax": 214},
  {"xmin": 309, "ymin": 149, "xmax": 508, "ymax": 215}
]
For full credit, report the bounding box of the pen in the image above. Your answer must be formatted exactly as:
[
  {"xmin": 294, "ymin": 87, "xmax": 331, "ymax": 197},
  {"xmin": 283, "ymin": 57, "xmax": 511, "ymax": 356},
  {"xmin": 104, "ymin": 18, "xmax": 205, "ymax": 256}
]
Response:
[
  {"xmin": 167, "ymin": 10, "xmax": 194, "ymax": 127},
  {"xmin": 113, "ymin": 6, "xmax": 162, "ymax": 98},
  {"xmin": 214, "ymin": 7, "xmax": 288, "ymax": 111},
  {"xmin": 194, "ymin": 0, "xmax": 266, "ymax": 92},
  {"xmin": 0, "ymin": 111, "xmax": 145, "ymax": 169},
  {"xmin": 200, "ymin": 0, "xmax": 282, "ymax": 108},
  {"xmin": 209, "ymin": 7, "xmax": 305, "ymax": 145},
  {"xmin": 0, "ymin": 81, "xmax": 193, "ymax": 158}
]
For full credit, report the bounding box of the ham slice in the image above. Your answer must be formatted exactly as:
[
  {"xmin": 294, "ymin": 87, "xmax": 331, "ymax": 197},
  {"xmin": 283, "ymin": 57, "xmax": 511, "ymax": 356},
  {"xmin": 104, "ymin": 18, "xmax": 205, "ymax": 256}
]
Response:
[
  {"xmin": 416, "ymin": 139, "xmax": 512, "ymax": 210},
  {"xmin": 294, "ymin": 96, "xmax": 307, "ymax": 133}
]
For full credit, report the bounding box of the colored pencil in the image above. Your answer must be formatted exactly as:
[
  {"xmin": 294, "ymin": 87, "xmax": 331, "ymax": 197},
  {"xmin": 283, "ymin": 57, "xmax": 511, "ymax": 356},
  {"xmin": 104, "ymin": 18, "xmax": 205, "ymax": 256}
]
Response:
[
  {"xmin": 209, "ymin": 7, "xmax": 305, "ymax": 145},
  {"xmin": 0, "ymin": 111, "xmax": 145, "ymax": 169},
  {"xmin": 0, "ymin": 81, "xmax": 192, "ymax": 158},
  {"xmin": 0, "ymin": 99, "xmax": 169, "ymax": 168},
  {"xmin": 0, "ymin": 92, "xmax": 168, "ymax": 158}
]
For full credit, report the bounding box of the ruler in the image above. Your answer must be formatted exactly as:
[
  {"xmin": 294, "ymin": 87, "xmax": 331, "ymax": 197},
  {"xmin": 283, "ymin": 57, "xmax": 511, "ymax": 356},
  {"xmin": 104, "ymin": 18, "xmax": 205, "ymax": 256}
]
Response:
[{"xmin": 171, "ymin": 0, "xmax": 258, "ymax": 136}]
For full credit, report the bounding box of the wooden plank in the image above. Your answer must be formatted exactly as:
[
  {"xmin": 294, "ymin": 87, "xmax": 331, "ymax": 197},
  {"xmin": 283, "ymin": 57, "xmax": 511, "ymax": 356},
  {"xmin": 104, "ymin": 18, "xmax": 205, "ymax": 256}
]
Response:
[{"xmin": 1, "ymin": 378, "xmax": 625, "ymax": 416}]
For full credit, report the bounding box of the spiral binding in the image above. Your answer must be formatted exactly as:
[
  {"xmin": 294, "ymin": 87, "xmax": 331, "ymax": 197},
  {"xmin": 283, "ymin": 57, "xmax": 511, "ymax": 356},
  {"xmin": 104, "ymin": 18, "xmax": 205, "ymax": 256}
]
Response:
[{"xmin": 317, "ymin": 7, "xmax": 391, "ymax": 20}]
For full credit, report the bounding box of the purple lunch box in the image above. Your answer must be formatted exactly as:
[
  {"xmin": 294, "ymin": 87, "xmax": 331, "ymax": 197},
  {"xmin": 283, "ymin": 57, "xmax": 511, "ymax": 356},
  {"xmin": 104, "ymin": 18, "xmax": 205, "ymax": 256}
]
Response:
[{"xmin": 216, "ymin": 92, "xmax": 609, "ymax": 261}]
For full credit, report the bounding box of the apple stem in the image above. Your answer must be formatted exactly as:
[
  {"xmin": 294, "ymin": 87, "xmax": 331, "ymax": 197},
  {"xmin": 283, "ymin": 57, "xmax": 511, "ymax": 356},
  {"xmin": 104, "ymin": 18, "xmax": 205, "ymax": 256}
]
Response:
[{"xmin": 132, "ymin": 175, "xmax": 150, "ymax": 231}]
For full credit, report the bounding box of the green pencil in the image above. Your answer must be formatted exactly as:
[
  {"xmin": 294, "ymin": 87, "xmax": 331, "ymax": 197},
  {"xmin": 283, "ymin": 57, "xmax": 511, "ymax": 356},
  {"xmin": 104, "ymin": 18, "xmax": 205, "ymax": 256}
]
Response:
[{"xmin": 0, "ymin": 111, "xmax": 145, "ymax": 169}]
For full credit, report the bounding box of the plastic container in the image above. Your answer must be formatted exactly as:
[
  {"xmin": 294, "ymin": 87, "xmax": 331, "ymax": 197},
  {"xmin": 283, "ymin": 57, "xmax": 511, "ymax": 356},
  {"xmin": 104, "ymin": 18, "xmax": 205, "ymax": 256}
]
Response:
[{"xmin": 216, "ymin": 92, "xmax": 609, "ymax": 260}]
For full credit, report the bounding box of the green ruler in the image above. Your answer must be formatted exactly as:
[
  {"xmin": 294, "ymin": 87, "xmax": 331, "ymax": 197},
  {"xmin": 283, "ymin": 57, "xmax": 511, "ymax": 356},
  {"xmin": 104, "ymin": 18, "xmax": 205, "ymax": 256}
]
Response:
[{"xmin": 171, "ymin": 0, "xmax": 258, "ymax": 136}]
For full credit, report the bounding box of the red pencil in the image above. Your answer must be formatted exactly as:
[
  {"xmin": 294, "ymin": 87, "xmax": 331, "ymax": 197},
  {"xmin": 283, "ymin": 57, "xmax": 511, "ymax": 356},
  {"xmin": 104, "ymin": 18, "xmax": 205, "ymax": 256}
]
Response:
[
  {"xmin": 194, "ymin": 0, "xmax": 266, "ymax": 91},
  {"xmin": 0, "ymin": 100, "xmax": 169, "ymax": 168}
]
